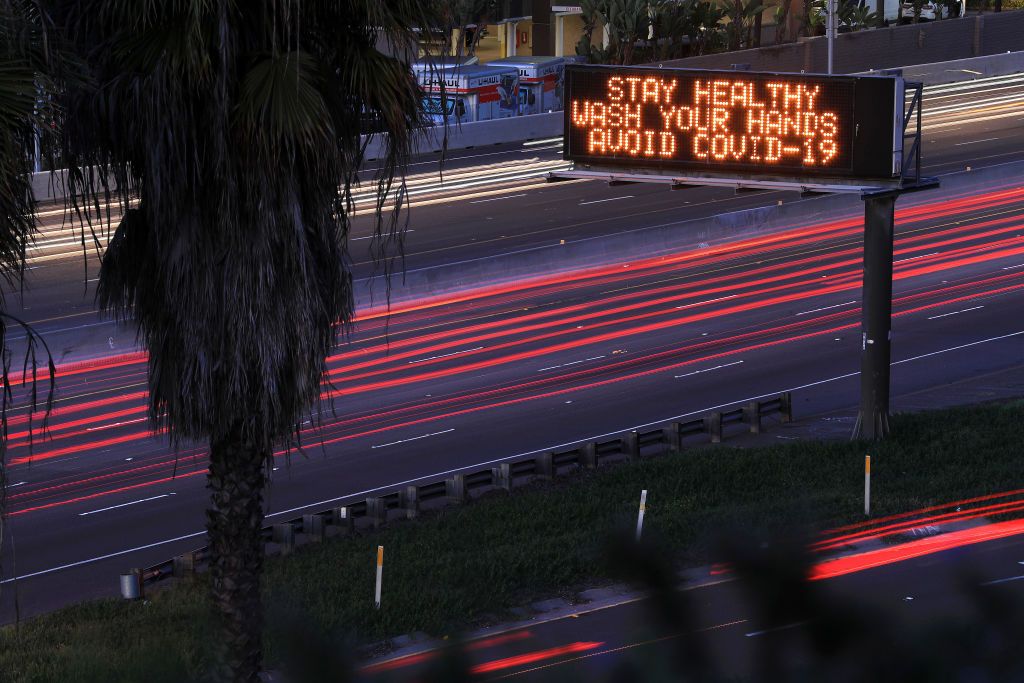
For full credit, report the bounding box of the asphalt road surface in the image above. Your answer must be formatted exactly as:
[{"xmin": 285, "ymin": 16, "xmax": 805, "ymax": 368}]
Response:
[
  {"xmin": 15, "ymin": 72, "xmax": 1024, "ymax": 363},
  {"xmin": 358, "ymin": 531, "xmax": 1024, "ymax": 681},
  {"xmin": 1, "ymin": 73, "xmax": 1024, "ymax": 623}
]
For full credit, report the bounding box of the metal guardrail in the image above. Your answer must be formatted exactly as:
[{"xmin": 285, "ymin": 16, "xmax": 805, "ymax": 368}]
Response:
[{"xmin": 120, "ymin": 392, "xmax": 794, "ymax": 598}]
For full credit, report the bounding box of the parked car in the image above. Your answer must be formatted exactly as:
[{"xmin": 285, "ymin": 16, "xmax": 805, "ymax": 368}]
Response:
[{"xmin": 899, "ymin": 0, "xmax": 963, "ymax": 21}]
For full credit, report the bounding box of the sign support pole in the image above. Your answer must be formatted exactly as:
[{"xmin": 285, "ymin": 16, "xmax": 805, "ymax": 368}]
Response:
[
  {"xmin": 826, "ymin": 0, "xmax": 837, "ymax": 75},
  {"xmin": 853, "ymin": 192, "xmax": 897, "ymax": 440}
]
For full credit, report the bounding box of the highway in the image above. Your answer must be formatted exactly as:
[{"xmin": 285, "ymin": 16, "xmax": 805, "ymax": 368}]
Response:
[
  {"xmin": 14, "ymin": 72, "xmax": 1024, "ymax": 363},
  {"xmin": 358, "ymin": 530, "xmax": 1024, "ymax": 680},
  {"xmin": 1, "ymin": 72, "xmax": 1024, "ymax": 624}
]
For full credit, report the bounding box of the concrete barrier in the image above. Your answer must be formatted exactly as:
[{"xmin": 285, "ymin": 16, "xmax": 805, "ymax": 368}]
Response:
[
  {"xmin": 878, "ymin": 50, "xmax": 1024, "ymax": 84},
  {"xmin": 124, "ymin": 391, "xmax": 794, "ymax": 597},
  {"xmin": 361, "ymin": 112, "xmax": 562, "ymax": 162}
]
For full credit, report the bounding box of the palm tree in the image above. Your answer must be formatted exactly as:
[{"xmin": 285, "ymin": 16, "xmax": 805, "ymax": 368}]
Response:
[
  {"xmin": 0, "ymin": 0, "xmax": 61, "ymax": 594},
  {"xmin": 50, "ymin": 2, "xmax": 435, "ymax": 680}
]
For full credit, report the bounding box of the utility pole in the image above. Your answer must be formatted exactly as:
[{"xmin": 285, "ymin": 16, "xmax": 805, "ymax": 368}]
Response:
[{"xmin": 826, "ymin": 0, "xmax": 838, "ymax": 74}]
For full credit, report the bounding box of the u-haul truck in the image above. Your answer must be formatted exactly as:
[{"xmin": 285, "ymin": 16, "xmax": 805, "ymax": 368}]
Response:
[
  {"xmin": 485, "ymin": 56, "xmax": 566, "ymax": 116},
  {"xmin": 415, "ymin": 64, "xmax": 519, "ymax": 125}
]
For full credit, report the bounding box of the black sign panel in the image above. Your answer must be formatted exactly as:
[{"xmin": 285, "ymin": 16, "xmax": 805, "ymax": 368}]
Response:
[{"xmin": 564, "ymin": 65, "xmax": 901, "ymax": 181}]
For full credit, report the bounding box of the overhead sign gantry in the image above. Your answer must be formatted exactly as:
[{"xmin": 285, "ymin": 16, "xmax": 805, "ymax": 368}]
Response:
[{"xmin": 551, "ymin": 64, "xmax": 938, "ymax": 439}]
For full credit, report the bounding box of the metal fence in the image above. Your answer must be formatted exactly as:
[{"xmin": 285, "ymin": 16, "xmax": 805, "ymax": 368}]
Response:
[{"xmin": 120, "ymin": 392, "xmax": 793, "ymax": 598}]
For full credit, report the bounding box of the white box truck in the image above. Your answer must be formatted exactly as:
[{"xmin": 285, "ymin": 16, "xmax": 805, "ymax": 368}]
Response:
[
  {"xmin": 485, "ymin": 56, "xmax": 567, "ymax": 116},
  {"xmin": 415, "ymin": 64, "xmax": 520, "ymax": 125}
]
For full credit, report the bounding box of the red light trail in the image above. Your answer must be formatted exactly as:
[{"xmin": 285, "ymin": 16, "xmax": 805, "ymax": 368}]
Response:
[{"xmin": 5, "ymin": 186, "xmax": 1024, "ymax": 518}]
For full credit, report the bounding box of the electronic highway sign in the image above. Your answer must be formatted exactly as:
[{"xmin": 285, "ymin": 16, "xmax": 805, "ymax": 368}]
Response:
[{"xmin": 563, "ymin": 65, "xmax": 905, "ymax": 184}]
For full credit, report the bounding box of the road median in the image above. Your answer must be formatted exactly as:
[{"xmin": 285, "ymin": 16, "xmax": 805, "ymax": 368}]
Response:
[{"xmin": 3, "ymin": 399, "xmax": 1024, "ymax": 681}]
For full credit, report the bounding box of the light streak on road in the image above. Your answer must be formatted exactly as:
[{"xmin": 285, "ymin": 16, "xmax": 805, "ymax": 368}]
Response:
[
  {"xmin": 5, "ymin": 186, "xmax": 1024, "ymax": 514},
  {"xmin": 812, "ymin": 517, "xmax": 1024, "ymax": 581}
]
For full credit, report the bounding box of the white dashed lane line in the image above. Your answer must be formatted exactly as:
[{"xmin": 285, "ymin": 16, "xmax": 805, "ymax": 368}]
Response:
[
  {"xmin": 927, "ymin": 305, "xmax": 984, "ymax": 320},
  {"xmin": 674, "ymin": 360, "xmax": 744, "ymax": 379},
  {"xmin": 371, "ymin": 428, "xmax": 455, "ymax": 450}
]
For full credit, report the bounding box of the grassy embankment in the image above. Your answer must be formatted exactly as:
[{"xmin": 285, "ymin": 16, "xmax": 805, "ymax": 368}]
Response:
[{"xmin": 2, "ymin": 401, "xmax": 1023, "ymax": 682}]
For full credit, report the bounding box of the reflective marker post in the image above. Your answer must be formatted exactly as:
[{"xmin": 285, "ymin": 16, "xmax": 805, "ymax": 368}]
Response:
[
  {"xmin": 374, "ymin": 545, "xmax": 384, "ymax": 609},
  {"xmin": 864, "ymin": 455, "xmax": 872, "ymax": 516},
  {"xmin": 636, "ymin": 490, "xmax": 648, "ymax": 542}
]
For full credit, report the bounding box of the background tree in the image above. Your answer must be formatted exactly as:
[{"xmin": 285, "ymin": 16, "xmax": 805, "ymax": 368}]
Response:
[
  {"xmin": 773, "ymin": 0, "xmax": 794, "ymax": 43},
  {"xmin": 441, "ymin": 0, "xmax": 494, "ymax": 58},
  {"xmin": 845, "ymin": 1, "xmax": 879, "ymax": 30},
  {"xmin": 724, "ymin": 0, "xmax": 767, "ymax": 50},
  {"xmin": 575, "ymin": 0, "xmax": 607, "ymax": 61},
  {"xmin": 652, "ymin": 0, "xmax": 693, "ymax": 59},
  {"xmin": 685, "ymin": 0, "xmax": 729, "ymax": 54},
  {"xmin": 51, "ymin": 1, "xmax": 435, "ymax": 681}
]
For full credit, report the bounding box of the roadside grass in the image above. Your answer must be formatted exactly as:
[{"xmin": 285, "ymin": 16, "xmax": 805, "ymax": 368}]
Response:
[{"xmin": 2, "ymin": 400, "xmax": 1023, "ymax": 681}]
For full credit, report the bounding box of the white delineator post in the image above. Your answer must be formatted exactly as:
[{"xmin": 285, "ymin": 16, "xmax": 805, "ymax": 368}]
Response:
[
  {"xmin": 864, "ymin": 455, "xmax": 871, "ymax": 517},
  {"xmin": 636, "ymin": 490, "xmax": 648, "ymax": 542},
  {"xmin": 374, "ymin": 545, "xmax": 384, "ymax": 609}
]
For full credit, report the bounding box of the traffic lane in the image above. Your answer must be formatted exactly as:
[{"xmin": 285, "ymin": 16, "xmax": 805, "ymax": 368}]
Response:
[
  {"xmin": 6, "ymin": 213, "xmax": 1014, "ymax": 505},
  {"xmin": 357, "ymin": 137, "xmax": 561, "ymax": 184},
  {"xmin": 4, "ymin": 183, "xmax": 1019, "ymax": 602},
  {"xmin": 9, "ymin": 107, "xmax": 1024, "ymax": 339},
  {"xmin": 10, "ymin": 185, "xmax": 1024, "ymax": 494},
  {"xmin": 342, "ymin": 121, "xmax": 1024, "ymax": 280},
  {"xmin": 3, "ymin": 284, "xmax": 1021, "ymax": 624},
  {"xmin": 6, "ymin": 201, "xmax": 1023, "ymax": 512},
  {"xmin": 426, "ymin": 533, "xmax": 1024, "ymax": 682}
]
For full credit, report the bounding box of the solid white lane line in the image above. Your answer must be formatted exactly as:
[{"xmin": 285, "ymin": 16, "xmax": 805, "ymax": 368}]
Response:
[
  {"xmin": 676, "ymin": 295, "xmax": 738, "ymax": 309},
  {"xmin": 470, "ymin": 193, "xmax": 528, "ymax": 204},
  {"xmin": 78, "ymin": 494, "xmax": 171, "ymax": 517},
  {"xmin": 408, "ymin": 347, "xmax": 484, "ymax": 364},
  {"xmin": 796, "ymin": 300, "xmax": 858, "ymax": 316},
  {"xmin": 371, "ymin": 428, "xmax": 455, "ymax": 449},
  {"xmin": 927, "ymin": 305, "xmax": 984, "ymax": 320},
  {"xmin": 894, "ymin": 252, "xmax": 939, "ymax": 264},
  {"xmin": 954, "ymin": 137, "xmax": 1000, "ymax": 146},
  {"xmin": 5, "ymin": 481, "xmax": 27, "ymax": 488},
  {"xmin": 0, "ymin": 530, "xmax": 207, "ymax": 585},
  {"xmin": 980, "ymin": 574, "xmax": 1024, "ymax": 586},
  {"xmin": 674, "ymin": 360, "xmax": 744, "ymax": 379},
  {"xmin": 10, "ymin": 331, "xmax": 1024, "ymax": 585},
  {"xmin": 579, "ymin": 196, "xmax": 634, "ymax": 206},
  {"xmin": 538, "ymin": 355, "xmax": 606, "ymax": 372}
]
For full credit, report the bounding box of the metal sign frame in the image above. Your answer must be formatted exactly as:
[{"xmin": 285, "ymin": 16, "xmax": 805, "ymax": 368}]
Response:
[
  {"xmin": 550, "ymin": 70, "xmax": 939, "ymax": 440},
  {"xmin": 551, "ymin": 68, "xmax": 932, "ymax": 195}
]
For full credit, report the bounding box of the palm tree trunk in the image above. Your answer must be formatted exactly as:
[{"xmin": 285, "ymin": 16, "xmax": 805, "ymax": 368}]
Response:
[
  {"xmin": 207, "ymin": 426, "xmax": 268, "ymax": 683},
  {"xmin": 776, "ymin": 0, "xmax": 790, "ymax": 44}
]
